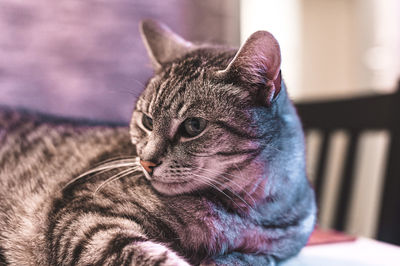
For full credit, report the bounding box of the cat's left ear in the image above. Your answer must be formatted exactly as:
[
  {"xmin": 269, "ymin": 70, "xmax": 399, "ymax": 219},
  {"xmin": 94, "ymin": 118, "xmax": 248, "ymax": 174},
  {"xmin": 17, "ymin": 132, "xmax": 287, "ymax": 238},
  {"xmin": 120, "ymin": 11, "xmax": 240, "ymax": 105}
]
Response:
[
  {"xmin": 218, "ymin": 31, "xmax": 282, "ymax": 106},
  {"xmin": 140, "ymin": 19, "xmax": 194, "ymax": 70}
]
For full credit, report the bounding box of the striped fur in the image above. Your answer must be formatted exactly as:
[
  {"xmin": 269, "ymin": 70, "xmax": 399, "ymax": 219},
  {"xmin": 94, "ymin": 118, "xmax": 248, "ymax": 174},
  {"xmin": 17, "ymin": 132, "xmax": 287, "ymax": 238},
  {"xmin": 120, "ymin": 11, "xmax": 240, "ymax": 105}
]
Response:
[{"xmin": 0, "ymin": 20, "xmax": 316, "ymax": 265}]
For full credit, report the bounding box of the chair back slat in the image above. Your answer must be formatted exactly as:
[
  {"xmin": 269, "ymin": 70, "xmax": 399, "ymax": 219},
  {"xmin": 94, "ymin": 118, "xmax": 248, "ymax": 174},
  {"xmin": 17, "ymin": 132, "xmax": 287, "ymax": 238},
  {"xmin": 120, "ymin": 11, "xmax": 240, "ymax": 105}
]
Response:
[
  {"xmin": 377, "ymin": 129, "xmax": 400, "ymax": 245},
  {"xmin": 333, "ymin": 131, "xmax": 360, "ymax": 231},
  {"xmin": 314, "ymin": 130, "xmax": 331, "ymax": 207}
]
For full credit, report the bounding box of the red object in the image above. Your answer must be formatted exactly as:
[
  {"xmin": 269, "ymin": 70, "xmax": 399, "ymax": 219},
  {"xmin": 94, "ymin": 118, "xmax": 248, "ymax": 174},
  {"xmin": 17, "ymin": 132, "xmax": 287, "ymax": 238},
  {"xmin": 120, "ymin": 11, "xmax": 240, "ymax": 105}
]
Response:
[{"xmin": 307, "ymin": 228, "xmax": 357, "ymax": 246}]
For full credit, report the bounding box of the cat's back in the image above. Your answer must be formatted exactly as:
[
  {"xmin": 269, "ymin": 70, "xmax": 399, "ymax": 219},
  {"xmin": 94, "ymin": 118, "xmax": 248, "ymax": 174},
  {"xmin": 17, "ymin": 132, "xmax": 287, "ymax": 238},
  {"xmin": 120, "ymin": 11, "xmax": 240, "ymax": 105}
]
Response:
[{"xmin": 0, "ymin": 108, "xmax": 133, "ymax": 221}]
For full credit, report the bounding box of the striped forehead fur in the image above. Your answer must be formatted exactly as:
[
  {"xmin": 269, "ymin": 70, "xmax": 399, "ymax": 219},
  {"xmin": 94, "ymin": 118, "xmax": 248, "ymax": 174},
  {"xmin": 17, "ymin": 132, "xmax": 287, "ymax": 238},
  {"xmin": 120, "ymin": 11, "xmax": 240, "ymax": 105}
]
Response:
[{"xmin": 142, "ymin": 47, "xmax": 253, "ymax": 118}]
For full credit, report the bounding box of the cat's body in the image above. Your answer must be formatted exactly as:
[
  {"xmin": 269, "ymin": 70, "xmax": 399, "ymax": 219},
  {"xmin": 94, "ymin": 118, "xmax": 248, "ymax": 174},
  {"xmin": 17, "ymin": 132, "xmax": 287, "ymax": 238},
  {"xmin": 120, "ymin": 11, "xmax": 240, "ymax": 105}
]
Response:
[{"xmin": 0, "ymin": 20, "xmax": 316, "ymax": 265}]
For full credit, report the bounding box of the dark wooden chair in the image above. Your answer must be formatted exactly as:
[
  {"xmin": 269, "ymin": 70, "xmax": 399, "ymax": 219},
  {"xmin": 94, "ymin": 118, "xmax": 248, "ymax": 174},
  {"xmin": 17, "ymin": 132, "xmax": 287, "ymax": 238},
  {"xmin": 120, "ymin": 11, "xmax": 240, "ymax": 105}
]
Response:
[{"xmin": 295, "ymin": 81, "xmax": 400, "ymax": 245}]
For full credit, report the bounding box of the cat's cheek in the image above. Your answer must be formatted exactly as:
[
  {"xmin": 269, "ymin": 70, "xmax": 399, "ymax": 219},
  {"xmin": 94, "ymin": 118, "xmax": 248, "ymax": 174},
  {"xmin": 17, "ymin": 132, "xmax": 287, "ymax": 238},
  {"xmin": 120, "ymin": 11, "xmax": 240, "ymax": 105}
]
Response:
[{"xmin": 150, "ymin": 179, "xmax": 206, "ymax": 196}]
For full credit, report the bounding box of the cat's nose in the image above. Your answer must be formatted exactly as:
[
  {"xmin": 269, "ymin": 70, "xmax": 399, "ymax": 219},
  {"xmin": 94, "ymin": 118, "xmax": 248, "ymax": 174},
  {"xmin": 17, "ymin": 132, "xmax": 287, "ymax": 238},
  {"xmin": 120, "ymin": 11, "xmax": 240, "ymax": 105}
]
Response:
[{"xmin": 140, "ymin": 160, "xmax": 158, "ymax": 175}]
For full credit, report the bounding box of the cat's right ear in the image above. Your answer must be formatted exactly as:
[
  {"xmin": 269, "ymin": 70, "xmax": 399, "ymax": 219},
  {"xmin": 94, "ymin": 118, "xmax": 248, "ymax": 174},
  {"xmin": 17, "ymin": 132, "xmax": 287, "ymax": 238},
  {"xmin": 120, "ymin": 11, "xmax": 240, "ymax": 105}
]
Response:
[
  {"xmin": 217, "ymin": 31, "xmax": 282, "ymax": 106},
  {"xmin": 140, "ymin": 19, "xmax": 194, "ymax": 70}
]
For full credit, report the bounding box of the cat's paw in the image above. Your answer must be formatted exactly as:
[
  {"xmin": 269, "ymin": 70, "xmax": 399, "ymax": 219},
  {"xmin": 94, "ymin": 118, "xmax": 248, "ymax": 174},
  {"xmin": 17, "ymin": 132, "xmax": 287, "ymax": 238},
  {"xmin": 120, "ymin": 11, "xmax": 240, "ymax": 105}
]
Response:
[{"xmin": 134, "ymin": 241, "xmax": 190, "ymax": 266}]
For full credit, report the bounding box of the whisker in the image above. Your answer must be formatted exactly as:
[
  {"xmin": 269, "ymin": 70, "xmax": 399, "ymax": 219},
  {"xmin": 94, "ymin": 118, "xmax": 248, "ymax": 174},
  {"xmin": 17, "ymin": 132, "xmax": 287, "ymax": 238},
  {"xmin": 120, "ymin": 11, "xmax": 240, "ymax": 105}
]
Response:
[
  {"xmin": 132, "ymin": 78, "xmax": 146, "ymax": 88},
  {"xmin": 191, "ymin": 173, "xmax": 247, "ymax": 213},
  {"xmin": 93, "ymin": 167, "xmax": 142, "ymax": 195},
  {"xmin": 61, "ymin": 158, "xmax": 139, "ymax": 191},
  {"xmin": 93, "ymin": 169, "xmax": 140, "ymax": 195},
  {"xmin": 92, "ymin": 156, "xmax": 138, "ymax": 167},
  {"xmin": 137, "ymin": 97, "xmax": 150, "ymax": 104},
  {"xmin": 232, "ymin": 163, "xmax": 257, "ymax": 206},
  {"xmin": 265, "ymin": 143, "xmax": 284, "ymax": 153},
  {"xmin": 193, "ymin": 166, "xmax": 257, "ymax": 207},
  {"xmin": 191, "ymin": 172, "xmax": 254, "ymax": 212},
  {"xmin": 215, "ymin": 175, "xmax": 257, "ymax": 207}
]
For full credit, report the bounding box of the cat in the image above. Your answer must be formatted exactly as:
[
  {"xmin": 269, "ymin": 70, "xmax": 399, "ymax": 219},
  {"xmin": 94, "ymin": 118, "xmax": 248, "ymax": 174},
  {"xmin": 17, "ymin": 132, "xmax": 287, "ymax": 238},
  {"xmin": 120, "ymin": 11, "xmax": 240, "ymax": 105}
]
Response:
[{"xmin": 0, "ymin": 19, "xmax": 316, "ymax": 265}]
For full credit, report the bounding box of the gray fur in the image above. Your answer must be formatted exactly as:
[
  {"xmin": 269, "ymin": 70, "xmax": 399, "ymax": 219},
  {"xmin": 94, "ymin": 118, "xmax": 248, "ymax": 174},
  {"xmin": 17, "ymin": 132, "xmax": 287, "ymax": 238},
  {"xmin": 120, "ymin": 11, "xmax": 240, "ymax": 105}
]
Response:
[{"xmin": 0, "ymin": 20, "xmax": 316, "ymax": 265}]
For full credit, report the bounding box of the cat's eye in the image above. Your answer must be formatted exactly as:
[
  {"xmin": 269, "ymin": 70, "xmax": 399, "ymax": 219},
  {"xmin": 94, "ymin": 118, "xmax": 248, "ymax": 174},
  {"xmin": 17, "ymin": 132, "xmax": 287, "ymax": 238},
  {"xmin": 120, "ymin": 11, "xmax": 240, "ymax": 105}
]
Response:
[
  {"xmin": 181, "ymin": 117, "xmax": 207, "ymax": 138},
  {"xmin": 142, "ymin": 114, "xmax": 153, "ymax": 131}
]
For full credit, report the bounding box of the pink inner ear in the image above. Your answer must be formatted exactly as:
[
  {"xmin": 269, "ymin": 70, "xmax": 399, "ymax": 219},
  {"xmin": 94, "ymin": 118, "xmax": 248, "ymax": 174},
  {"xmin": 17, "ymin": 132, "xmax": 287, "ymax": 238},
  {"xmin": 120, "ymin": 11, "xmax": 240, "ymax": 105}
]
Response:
[
  {"xmin": 222, "ymin": 31, "xmax": 281, "ymax": 86},
  {"xmin": 273, "ymin": 71, "xmax": 282, "ymax": 99},
  {"xmin": 252, "ymin": 32, "xmax": 281, "ymax": 82},
  {"xmin": 263, "ymin": 70, "xmax": 281, "ymax": 106}
]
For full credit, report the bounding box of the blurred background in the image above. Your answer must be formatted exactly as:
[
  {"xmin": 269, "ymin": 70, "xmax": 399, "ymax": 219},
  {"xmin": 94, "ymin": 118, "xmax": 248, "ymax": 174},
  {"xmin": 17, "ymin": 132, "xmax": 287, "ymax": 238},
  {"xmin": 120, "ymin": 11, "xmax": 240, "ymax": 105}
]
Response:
[{"xmin": 0, "ymin": 0, "xmax": 399, "ymax": 244}]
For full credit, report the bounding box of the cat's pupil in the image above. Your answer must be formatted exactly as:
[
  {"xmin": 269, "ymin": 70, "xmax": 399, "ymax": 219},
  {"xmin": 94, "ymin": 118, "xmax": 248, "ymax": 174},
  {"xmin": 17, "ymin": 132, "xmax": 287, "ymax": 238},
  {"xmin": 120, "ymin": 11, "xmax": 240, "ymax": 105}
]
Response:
[
  {"xmin": 142, "ymin": 114, "xmax": 153, "ymax": 131},
  {"xmin": 182, "ymin": 117, "xmax": 206, "ymax": 138},
  {"xmin": 190, "ymin": 119, "xmax": 200, "ymax": 130}
]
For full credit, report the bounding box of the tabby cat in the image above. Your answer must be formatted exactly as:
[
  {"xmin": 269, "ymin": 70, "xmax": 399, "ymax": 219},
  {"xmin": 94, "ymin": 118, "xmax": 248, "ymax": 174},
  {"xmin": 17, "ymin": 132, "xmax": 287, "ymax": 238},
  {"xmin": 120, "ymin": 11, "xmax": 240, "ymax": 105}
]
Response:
[{"xmin": 0, "ymin": 20, "xmax": 316, "ymax": 265}]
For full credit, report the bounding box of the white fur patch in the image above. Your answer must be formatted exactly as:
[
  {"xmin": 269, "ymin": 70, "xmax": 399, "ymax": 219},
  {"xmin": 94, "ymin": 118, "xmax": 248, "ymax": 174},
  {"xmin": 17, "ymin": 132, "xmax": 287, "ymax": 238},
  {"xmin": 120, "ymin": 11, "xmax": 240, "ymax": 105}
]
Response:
[{"xmin": 137, "ymin": 242, "xmax": 190, "ymax": 266}]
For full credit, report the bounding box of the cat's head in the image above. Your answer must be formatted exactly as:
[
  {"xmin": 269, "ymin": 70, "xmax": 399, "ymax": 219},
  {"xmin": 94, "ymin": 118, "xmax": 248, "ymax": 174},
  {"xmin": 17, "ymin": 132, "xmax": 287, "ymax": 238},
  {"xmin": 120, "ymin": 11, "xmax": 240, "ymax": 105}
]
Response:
[{"xmin": 130, "ymin": 20, "xmax": 300, "ymax": 203}]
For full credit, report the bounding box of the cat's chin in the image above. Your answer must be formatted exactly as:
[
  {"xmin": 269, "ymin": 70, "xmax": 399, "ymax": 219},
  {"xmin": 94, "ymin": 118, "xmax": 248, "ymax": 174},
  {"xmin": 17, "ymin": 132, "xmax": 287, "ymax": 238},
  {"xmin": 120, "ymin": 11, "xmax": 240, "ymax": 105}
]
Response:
[{"xmin": 150, "ymin": 179, "xmax": 202, "ymax": 196}]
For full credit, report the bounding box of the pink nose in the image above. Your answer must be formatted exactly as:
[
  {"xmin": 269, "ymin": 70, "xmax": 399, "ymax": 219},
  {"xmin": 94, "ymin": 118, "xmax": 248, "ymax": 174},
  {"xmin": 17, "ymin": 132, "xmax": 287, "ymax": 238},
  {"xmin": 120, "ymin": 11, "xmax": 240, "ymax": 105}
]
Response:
[{"xmin": 140, "ymin": 160, "xmax": 157, "ymax": 174}]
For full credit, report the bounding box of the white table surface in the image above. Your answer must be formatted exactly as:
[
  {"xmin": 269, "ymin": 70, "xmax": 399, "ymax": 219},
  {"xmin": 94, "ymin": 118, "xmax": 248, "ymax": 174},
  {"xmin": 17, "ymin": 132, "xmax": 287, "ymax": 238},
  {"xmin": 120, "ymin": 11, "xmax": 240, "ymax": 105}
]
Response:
[{"xmin": 281, "ymin": 237, "xmax": 400, "ymax": 266}]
